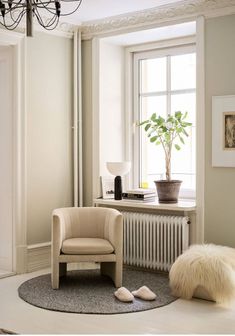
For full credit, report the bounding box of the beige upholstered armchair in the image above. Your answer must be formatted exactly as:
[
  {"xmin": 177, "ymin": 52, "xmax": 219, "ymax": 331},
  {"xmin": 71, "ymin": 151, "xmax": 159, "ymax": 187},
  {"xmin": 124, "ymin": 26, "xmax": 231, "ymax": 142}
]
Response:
[{"xmin": 51, "ymin": 207, "xmax": 123, "ymax": 289}]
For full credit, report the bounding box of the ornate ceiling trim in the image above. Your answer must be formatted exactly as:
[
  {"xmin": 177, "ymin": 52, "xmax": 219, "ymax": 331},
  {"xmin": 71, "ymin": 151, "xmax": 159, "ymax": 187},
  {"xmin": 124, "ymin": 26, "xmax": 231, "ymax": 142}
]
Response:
[{"xmin": 81, "ymin": 0, "xmax": 235, "ymax": 40}]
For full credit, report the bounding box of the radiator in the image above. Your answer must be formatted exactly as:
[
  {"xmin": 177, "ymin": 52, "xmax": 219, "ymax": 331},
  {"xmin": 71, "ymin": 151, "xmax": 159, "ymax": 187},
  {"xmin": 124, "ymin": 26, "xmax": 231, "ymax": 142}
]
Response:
[{"xmin": 122, "ymin": 211, "xmax": 189, "ymax": 272}]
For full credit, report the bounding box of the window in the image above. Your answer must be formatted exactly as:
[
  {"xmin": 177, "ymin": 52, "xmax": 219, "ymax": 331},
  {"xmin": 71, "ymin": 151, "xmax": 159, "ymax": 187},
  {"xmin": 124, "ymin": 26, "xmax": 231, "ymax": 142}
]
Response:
[{"xmin": 133, "ymin": 45, "xmax": 196, "ymax": 198}]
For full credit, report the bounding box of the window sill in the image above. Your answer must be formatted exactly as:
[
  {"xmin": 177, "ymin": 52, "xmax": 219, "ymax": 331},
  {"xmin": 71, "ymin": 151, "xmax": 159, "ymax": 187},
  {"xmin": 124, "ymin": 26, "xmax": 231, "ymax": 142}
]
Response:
[{"xmin": 93, "ymin": 198, "xmax": 196, "ymax": 212}]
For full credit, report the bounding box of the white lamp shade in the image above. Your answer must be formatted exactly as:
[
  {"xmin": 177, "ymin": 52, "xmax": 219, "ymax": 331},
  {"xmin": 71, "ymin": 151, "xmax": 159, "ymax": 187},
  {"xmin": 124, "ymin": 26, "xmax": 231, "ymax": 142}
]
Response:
[{"xmin": 106, "ymin": 161, "xmax": 131, "ymax": 176}]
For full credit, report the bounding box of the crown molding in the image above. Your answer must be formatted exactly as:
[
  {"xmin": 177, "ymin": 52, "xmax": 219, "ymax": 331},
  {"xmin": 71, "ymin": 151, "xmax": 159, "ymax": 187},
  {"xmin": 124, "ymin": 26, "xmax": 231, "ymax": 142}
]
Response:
[
  {"xmin": 34, "ymin": 20, "xmax": 77, "ymax": 39},
  {"xmin": 81, "ymin": 0, "xmax": 235, "ymax": 40}
]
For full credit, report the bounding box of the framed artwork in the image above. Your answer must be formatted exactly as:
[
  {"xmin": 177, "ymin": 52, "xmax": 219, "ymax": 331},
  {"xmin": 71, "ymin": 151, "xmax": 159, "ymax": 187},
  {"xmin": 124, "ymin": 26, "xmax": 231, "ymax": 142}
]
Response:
[
  {"xmin": 212, "ymin": 95, "xmax": 235, "ymax": 167},
  {"xmin": 101, "ymin": 176, "xmax": 115, "ymax": 199}
]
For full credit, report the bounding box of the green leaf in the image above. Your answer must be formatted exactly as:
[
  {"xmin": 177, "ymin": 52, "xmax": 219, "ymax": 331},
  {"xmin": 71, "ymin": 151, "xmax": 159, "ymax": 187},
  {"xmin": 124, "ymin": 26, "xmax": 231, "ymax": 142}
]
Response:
[
  {"xmin": 182, "ymin": 122, "xmax": 192, "ymax": 127},
  {"xmin": 175, "ymin": 144, "xmax": 181, "ymax": 150},
  {"xmin": 157, "ymin": 116, "xmax": 165, "ymax": 125},
  {"xmin": 144, "ymin": 123, "xmax": 151, "ymax": 132},
  {"xmin": 151, "ymin": 113, "xmax": 157, "ymax": 121},
  {"xmin": 176, "ymin": 127, "xmax": 183, "ymax": 133},
  {"xmin": 182, "ymin": 111, "xmax": 188, "ymax": 120},
  {"xmin": 175, "ymin": 111, "xmax": 182, "ymax": 119},
  {"xmin": 138, "ymin": 120, "xmax": 149, "ymax": 126},
  {"xmin": 179, "ymin": 136, "xmax": 185, "ymax": 144},
  {"xmin": 155, "ymin": 141, "xmax": 161, "ymax": 145},
  {"xmin": 150, "ymin": 136, "xmax": 158, "ymax": 143},
  {"xmin": 182, "ymin": 128, "xmax": 189, "ymax": 136}
]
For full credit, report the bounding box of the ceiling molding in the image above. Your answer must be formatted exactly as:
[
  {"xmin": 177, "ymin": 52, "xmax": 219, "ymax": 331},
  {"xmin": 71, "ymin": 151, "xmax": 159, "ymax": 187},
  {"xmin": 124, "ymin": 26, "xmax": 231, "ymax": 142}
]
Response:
[
  {"xmin": 81, "ymin": 0, "xmax": 235, "ymax": 40},
  {"xmin": 34, "ymin": 21, "xmax": 77, "ymax": 39}
]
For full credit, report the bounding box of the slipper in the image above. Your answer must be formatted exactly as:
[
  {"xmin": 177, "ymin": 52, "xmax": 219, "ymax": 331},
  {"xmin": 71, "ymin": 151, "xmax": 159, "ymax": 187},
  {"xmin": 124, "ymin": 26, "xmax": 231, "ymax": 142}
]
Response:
[
  {"xmin": 114, "ymin": 287, "xmax": 134, "ymax": 302},
  {"xmin": 132, "ymin": 286, "xmax": 156, "ymax": 301}
]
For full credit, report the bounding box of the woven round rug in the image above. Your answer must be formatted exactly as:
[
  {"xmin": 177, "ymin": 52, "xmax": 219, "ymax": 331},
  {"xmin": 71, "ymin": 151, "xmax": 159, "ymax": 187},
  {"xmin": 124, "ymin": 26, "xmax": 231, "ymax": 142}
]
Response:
[{"xmin": 18, "ymin": 268, "xmax": 176, "ymax": 314}]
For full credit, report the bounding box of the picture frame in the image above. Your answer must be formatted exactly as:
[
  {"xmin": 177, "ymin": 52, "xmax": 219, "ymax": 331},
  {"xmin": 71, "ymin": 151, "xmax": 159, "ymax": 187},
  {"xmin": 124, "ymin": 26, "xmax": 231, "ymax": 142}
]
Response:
[
  {"xmin": 212, "ymin": 95, "xmax": 235, "ymax": 167},
  {"xmin": 101, "ymin": 176, "xmax": 115, "ymax": 199}
]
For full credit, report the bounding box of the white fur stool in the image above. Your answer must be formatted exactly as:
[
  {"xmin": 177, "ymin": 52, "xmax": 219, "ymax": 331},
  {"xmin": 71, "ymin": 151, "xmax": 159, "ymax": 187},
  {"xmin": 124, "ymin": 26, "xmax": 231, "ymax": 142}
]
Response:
[{"xmin": 169, "ymin": 244, "xmax": 235, "ymax": 304}]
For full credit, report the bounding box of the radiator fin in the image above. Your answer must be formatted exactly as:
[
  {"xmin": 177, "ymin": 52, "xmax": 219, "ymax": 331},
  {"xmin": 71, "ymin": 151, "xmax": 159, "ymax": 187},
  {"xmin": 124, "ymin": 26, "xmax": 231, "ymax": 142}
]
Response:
[{"xmin": 122, "ymin": 211, "xmax": 189, "ymax": 272}]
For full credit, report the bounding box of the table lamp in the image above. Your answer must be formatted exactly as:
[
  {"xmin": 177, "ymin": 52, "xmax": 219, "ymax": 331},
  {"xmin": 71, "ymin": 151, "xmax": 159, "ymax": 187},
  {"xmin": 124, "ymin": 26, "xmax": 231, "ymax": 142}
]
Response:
[{"xmin": 106, "ymin": 161, "xmax": 131, "ymax": 200}]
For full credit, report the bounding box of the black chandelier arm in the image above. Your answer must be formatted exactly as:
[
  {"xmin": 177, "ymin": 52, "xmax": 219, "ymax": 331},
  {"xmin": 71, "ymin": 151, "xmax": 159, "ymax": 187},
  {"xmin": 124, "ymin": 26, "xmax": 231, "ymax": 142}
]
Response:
[
  {"xmin": 0, "ymin": 8, "xmax": 26, "ymax": 28},
  {"xmin": 59, "ymin": 0, "xmax": 82, "ymax": 16},
  {"xmin": 1, "ymin": 0, "xmax": 25, "ymax": 6},
  {"xmin": 9, "ymin": 8, "xmax": 26, "ymax": 25},
  {"xmin": 1, "ymin": 0, "xmax": 26, "ymax": 11},
  {"xmin": 34, "ymin": 0, "xmax": 57, "ymax": 16},
  {"xmin": 1, "ymin": 4, "xmax": 26, "ymax": 14},
  {"xmin": 33, "ymin": 0, "xmax": 53, "ymax": 9},
  {"xmin": 34, "ymin": 11, "xmax": 59, "ymax": 30},
  {"xmin": 8, "ymin": 7, "xmax": 27, "ymax": 25},
  {"xmin": 7, "ymin": 8, "xmax": 26, "ymax": 25},
  {"xmin": 6, "ymin": 3, "xmax": 25, "ymax": 13},
  {"xmin": 34, "ymin": 7, "xmax": 58, "ymax": 28},
  {"xmin": 33, "ymin": 0, "xmax": 82, "ymax": 17}
]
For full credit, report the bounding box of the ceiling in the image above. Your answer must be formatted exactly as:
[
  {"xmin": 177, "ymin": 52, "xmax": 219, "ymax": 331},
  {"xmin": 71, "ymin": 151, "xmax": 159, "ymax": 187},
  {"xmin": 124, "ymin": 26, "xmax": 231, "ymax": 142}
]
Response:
[{"xmin": 63, "ymin": 0, "xmax": 185, "ymax": 25}]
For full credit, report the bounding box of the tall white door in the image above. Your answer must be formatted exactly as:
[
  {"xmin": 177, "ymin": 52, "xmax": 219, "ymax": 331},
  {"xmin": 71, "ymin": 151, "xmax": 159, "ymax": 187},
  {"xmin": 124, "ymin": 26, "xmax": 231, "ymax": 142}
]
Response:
[{"xmin": 0, "ymin": 46, "xmax": 13, "ymax": 272}]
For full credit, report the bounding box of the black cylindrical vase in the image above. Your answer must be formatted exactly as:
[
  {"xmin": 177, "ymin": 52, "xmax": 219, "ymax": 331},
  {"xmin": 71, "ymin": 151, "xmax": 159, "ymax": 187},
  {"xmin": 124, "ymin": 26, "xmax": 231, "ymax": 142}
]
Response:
[{"xmin": 114, "ymin": 176, "xmax": 122, "ymax": 200}]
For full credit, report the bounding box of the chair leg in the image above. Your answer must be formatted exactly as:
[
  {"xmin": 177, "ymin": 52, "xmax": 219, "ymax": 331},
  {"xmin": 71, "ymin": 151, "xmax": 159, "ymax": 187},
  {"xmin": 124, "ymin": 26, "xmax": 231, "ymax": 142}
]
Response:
[
  {"xmin": 100, "ymin": 261, "xmax": 122, "ymax": 288},
  {"xmin": 59, "ymin": 263, "xmax": 67, "ymax": 277},
  {"xmin": 51, "ymin": 260, "xmax": 59, "ymax": 289}
]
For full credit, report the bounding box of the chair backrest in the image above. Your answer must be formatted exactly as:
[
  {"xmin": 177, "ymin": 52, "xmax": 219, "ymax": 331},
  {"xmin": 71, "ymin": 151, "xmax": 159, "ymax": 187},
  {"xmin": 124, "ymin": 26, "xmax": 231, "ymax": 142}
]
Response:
[{"xmin": 53, "ymin": 207, "xmax": 119, "ymax": 239}]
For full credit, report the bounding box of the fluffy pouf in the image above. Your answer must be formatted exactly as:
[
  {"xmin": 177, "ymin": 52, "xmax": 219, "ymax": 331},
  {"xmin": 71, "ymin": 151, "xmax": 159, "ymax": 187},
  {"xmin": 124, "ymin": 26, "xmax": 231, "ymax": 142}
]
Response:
[{"xmin": 169, "ymin": 244, "xmax": 235, "ymax": 304}]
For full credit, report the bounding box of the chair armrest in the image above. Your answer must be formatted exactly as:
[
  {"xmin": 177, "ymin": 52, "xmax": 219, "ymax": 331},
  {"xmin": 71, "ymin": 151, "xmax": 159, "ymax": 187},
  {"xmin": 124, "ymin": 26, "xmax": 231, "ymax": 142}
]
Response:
[
  {"xmin": 51, "ymin": 208, "xmax": 71, "ymax": 259},
  {"xmin": 51, "ymin": 214, "xmax": 63, "ymax": 259},
  {"xmin": 104, "ymin": 210, "xmax": 123, "ymax": 256}
]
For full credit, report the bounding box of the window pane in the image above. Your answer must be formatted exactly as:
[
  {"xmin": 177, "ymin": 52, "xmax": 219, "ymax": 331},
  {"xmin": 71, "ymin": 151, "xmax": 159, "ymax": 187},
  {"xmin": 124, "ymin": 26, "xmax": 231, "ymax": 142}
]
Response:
[
  {"xmin": 140, "ymin": 96, "xmax": 166, "ymax": 187},
  {"xmin": 171, "ymin": 92, "xmax": 196, "ymax": 125},
  {"xmin": 141, "ymin": 144, "xmax": 165, "ymax": 188},
  {"xmin": 171, "ymin": 93, "xmax": 196, "ymax": 190},
  {"xmin": 141, "ymin": 95, "xmax": 167, "ymax": 120},
  {"xmin": 140, "ymin": 57, "xmax": 166, "ymax": 93},
  {"xmin": 171, "ymin": 126, "xmax": 196, "ymax": 190},
  {"xmin": 171, "ymin": 53, "xmax": 196, "ymax": 90},
  {"xmin": 136, "ymin": 49, "xmax": 196, "ymax": 197}
]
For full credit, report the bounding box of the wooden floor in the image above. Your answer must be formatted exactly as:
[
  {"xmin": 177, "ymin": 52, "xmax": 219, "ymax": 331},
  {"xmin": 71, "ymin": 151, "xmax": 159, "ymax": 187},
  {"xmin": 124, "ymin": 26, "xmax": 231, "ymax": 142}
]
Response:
[{"xmin": 0, "ymin": 268, "xmax": 235, "ymax": 334}]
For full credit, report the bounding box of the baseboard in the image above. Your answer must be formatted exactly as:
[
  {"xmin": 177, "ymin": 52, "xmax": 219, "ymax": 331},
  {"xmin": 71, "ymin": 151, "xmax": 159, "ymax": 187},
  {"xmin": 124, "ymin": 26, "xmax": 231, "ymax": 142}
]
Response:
[
  {"xmin": 27, "ymin": 242, "xmax": 51, "ymax": 273},
  {"xmin": 16, "ymin": 245, "xmax": 28, "ymax": 274}
]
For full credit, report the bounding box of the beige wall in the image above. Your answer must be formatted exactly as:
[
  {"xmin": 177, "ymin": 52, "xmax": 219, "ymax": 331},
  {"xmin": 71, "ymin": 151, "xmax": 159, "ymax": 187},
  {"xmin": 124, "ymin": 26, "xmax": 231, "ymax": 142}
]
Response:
[
  {"xmin": 26, "ymin": 32, "xmax": 73, "ymax": 245},
  {"xmin": 204, "ymin": 15, "xmax": 235, "ymax": 247}
]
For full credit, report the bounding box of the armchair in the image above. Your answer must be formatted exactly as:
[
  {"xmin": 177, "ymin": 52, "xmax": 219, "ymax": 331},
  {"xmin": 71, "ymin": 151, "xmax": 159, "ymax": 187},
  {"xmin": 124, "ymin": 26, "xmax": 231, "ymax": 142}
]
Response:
[{"xmin": 51, "ymin": 207, "xmax": 123, "ymax": 289}]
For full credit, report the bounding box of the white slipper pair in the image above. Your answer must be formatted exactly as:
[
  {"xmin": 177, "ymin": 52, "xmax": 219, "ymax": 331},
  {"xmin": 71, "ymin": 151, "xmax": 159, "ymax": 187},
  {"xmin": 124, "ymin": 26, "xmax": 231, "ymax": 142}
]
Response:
[{"xmin": 114, "ymin": 286, "xmax": 156, "ymax": 302}]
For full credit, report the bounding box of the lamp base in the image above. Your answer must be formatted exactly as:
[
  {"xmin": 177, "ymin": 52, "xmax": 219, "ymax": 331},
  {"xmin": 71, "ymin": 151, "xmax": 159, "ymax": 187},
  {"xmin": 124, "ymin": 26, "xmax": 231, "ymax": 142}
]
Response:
[{"xmin": 114, "ymin": 176, "xmax": 122, "ymax": 200}]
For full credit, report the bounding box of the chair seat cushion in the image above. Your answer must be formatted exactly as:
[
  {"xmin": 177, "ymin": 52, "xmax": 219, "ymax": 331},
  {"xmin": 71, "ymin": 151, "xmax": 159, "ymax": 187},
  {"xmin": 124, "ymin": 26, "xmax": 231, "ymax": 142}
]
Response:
[{"xmin": 61, "ymin": 238, "xmax": 114, "ymax": 255}]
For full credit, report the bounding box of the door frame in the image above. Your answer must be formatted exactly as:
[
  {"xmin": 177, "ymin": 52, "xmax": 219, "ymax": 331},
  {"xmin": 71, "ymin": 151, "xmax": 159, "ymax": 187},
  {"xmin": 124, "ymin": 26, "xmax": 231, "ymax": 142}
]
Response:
[{"xmin": 0, "ymin": 29, "xmax": 27, "ymax": 273}]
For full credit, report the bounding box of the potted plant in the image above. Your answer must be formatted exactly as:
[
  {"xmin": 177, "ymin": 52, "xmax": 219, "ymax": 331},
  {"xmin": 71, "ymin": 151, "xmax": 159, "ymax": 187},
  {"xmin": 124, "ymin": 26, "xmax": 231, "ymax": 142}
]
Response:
[{"xmin": 139, "ymin": 111, "xmax": 192, "ymax": 203}]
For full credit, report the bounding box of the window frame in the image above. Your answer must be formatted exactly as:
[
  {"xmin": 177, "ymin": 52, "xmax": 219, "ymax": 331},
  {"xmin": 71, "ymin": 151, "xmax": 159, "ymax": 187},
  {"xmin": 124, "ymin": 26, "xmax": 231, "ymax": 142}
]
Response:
[{"xmin": 131, "ymin": 43, "xmax": 196, "ymax": 199}]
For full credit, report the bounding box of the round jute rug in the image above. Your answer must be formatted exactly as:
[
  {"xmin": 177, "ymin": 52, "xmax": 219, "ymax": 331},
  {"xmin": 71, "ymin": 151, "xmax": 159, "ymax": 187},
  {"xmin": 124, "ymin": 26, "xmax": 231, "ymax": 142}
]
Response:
[{"xmin": 18, "ymin": 268, "xmax": 176, "ymax": 314}]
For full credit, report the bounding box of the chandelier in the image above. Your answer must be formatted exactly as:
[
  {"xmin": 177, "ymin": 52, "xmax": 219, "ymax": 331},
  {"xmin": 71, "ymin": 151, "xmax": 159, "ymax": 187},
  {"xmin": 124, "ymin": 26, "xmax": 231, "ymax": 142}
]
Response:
[{"xmin": 0, "ymin": 0, "xmax": 82, "ymax": 36}]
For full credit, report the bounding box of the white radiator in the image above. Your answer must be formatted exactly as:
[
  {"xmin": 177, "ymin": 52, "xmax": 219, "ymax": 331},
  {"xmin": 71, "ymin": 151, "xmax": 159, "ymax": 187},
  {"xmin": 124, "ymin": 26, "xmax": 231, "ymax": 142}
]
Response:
[{"xmin": 122, "ymin": 211, "xmax": 189, "ymax": 272}]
